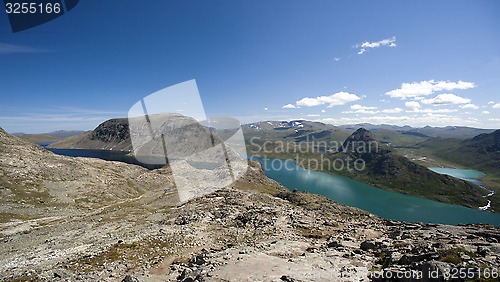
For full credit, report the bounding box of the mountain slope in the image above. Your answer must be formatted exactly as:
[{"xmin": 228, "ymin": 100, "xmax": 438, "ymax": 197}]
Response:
[
  {"xmin": 13, "ymin": 130, "xmax": 84, "ymax": 144},
  {"xmin": 48, "ymin": 118, "xmax": 131, "ymax": 151},
  {"xmin": 442, "ymin": 129, "xmax": 500, "ymax": 172},
  {"xmin": 15, "ymin": 133, "xmax": 61, "ymax": 144},
  {"xmin": 312, "ymin": 128, "xmax": 490, "ymax": 209}
]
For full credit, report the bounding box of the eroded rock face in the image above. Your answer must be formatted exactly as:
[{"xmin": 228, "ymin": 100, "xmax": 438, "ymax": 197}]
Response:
[
  {"xmin": 1, "ymin": 128, "xmax": 499, "ymax": 281},
  {"xmin": 89, "ymin": 118, "xmax": 130, "ymax": 144}
]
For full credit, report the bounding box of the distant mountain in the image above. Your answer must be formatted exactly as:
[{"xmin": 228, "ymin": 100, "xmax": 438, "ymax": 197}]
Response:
[
  {"xmin": 421, "ymin": 129, "xmax": 500, "ymax": 173},
  {"xmin": 50, "ymin": 119, "xmax": 353, "ymax": 153},
  {"xmin": 48, "ymin": 114, "xmax": 228, "ymax": 162},
  {"xmin": 340, "ymin": 123, "xmax": 413, "ymax": 131},
  {"xmin": 49, "ymin": 118, "xmax": 132, "ymax": 151},
  {"xmin": 339, "ymin": 124, "xmax": 495, "ymax": 139},
  {"xmin": 13, "ymin": 130, "xmax": 84, "ymax": 144},
  {"xmin": 15, "ymin": 133, "xmax": 61, "ymax": 144},
  {"xmin": 406, "ymin": 126, "xmax": 495, "ymax": 139},
  {"xmin": 45, "ymin": 130, "xmax": 85, "ymax": 139},
  {"xmin": 322, "ymin": 128, "xmax": 490, "ymax": 209},
  {"xmin": 243, "ymin": 120, "xmax": 352, "ymax": 144}
]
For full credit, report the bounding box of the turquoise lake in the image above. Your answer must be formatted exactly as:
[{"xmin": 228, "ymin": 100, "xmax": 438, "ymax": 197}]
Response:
[
  {"xmin": 429, "ymin": 167, "xmax": 486, "ymax": 186},
  {"xmin": 254, "ymin": 157, "xmax": 500, "ymax": 226}
]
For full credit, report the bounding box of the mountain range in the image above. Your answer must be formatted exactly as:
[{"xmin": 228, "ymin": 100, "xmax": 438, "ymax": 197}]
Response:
[
  {"xmin": 1, "ymin": 126, "xmax": 499, "ymax": 280},
  {"xmin": 323, "ymin": 128, "xmax": 490, "ymax": 210},
  {"xmin": 42, "ymin": 118, "xmax": 499, "ymax": 212}
]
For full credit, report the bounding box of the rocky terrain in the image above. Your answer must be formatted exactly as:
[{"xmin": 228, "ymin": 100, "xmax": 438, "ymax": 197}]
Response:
[{"xmin": 2, "ymin": 127, "xmax": 499, "ymax": 281}]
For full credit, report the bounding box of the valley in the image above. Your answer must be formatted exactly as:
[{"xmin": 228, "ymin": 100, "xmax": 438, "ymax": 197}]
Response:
[{"xmin": 31, "ymin": 118, "xmax": 500, "ymax": 213}]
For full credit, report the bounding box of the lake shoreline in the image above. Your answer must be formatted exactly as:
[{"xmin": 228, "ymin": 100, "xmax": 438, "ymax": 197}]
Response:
[{"xmin": 40, "ymin": 146, "xmax": 500, "ymax": 226}]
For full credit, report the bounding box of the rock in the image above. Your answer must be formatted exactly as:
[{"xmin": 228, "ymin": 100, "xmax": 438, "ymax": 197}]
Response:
[
  {"xmin": 280, "ymin": 275, "xmax": 298, "ymax": 281},
  {"xmin": 360, "ymin": 240, "xmax": 377, "ymax": 251},
  {"xmin": 327, "ymin": 241, "xmax": 342, "ymax": 248},
  {"xmin": 178, "ymin": 268, "xmax": 202, "ymax": 282},
  {"xmin": 122, "ymin": 275, "xmax": 139, "ymax": 282}
]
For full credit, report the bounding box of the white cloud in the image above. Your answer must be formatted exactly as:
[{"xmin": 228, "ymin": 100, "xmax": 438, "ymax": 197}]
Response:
[
  {"xmin": 321, "ymin": 110, "xmax": 326, "ymax": 113},
  {"xmin": 385, "ymin": 80, "xmax": 475, "ymax": 99},
  {"xmin": 419, "ymin": 108, "xmax": 458, "ymax": 113},
  {"xmin": 295, "ymin": 92, "xmax": 361, "ymax": 108},
  {"xmin": 403, "ymin": 102, "xmax": 457, "ymax": 113},
  {"xmin": 381, "ymin": 107, "xmax": 403, "ymax": 113},
  {"xmin": 482, "ymin": 111, "xmax": 490, "ymax": 114},
  {"xmin": 355, "ymin": 36, "xmax": 396, "ymax": 55},
  {"xmin": 350, "ymin": 104, "xmax": 377, "ymax": 111},
  {"xmin": 344, "ymin": 105, "xmax": 403, "ymax": 115},
  {"xmin": 264, "ymin": 107, "xmax": 268, "ymax": 111},
  {"xmin": 282, "ymin": 104, "xmax": 297, "ymax": 109},
  {"xmin": 334, "ymin": 57, "xmax": 341, "ymax": 62},
  {"xmin": 460, "ymin": 103, "xmax": 479, "ymax": 110},
  {"xmin": 307, "ymin": 114, "xmax": 320, "ymax": 117},
  {"xmin": 488, "ymin": 101, "xmax": 495, "ymax": 105},
  {"xmin": 493, "ymin": 103, "xmax": 500, "ymax": 109},
  {"xmin": 405, "ymin": 101, "xmax": 421, "ymax": 111},
  {"xmin": 421, "ymin": 93, "xmax": 471, "ymax": 105}
]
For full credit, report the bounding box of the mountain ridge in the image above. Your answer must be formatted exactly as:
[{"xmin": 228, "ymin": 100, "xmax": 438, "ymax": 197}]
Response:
[{"xmin": 306, "ymin": 128, "xmax": 493, "ymax": 210}]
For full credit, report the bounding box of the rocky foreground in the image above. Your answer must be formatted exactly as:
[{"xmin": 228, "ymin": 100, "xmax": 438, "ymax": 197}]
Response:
[{"xmin": 1, "ymin": 128, "xmax": 499, "ymax": 281}]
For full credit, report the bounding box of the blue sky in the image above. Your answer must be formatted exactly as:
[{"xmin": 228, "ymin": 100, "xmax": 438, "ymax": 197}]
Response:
[{"xmin": 1, "ymin": 0, "xmax": 500, "ymax": 133}]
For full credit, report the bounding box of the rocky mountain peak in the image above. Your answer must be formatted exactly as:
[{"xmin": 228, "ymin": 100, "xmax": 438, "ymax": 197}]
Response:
[
  {"xmin": 90, "ymin": 118, "xmax": 130, "ymax": 143},
  {"xmin": 340, "ymin": 128, "xmax": 380, "ymax": 153},
  {"xmin": 347, "ymin": 128, "xmax": 377, "ymax": 142}
]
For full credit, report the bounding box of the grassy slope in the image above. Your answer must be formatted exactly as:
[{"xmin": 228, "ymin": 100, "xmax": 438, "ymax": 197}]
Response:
[
  {"xmin": 16, "ymin": 134, "xmax": 61, "ymax": 144},
  {"xmin": 414, "ymin": 135, "xmax": 500, "ymax": 211}
]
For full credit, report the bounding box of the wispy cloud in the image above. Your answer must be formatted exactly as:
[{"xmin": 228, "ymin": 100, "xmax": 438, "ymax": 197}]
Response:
[
  {"xmin": 0, "ymin": 107, "xmax": 126, "ymax": 133},
  {"xmin": 493, "ymin": 103, "xmax": 500, "ymax": 109},
  {"xmin": 0, "ymin": 43, "xmax": 47, "ymax": 55},
  {"xmin": 355, "ymin": 36, "xmax": 396, "ymax": 55},
  {"xmin": 386, "ymin": 80, "xmax": 475, "ymax": 99}
]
